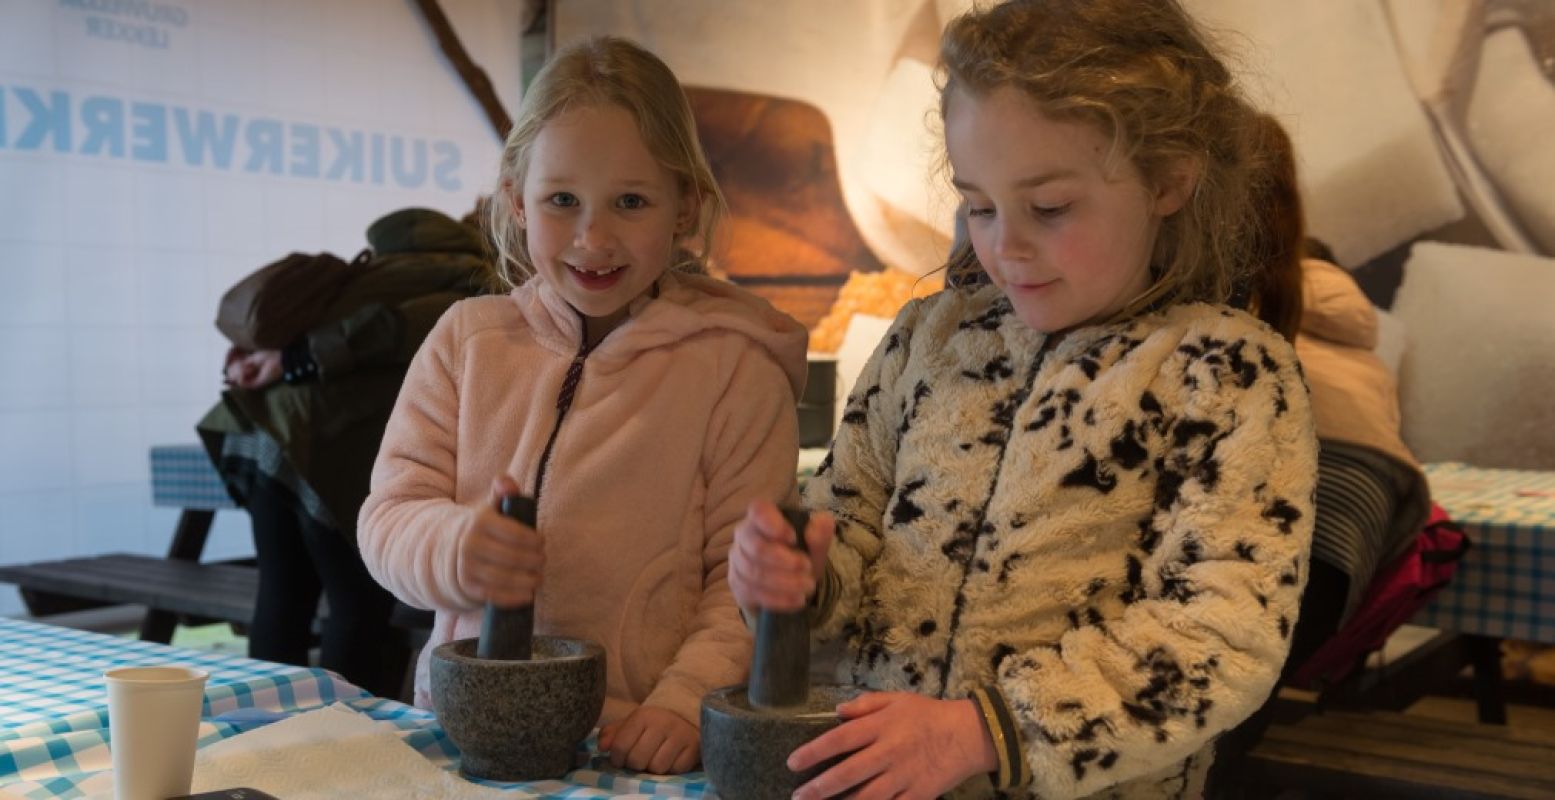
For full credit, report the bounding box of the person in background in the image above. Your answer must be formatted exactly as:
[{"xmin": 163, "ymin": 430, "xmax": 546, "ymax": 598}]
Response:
[
  {"xmin": 1295, "ymin": 229, "xmax": 1431, "ymax": 624},
  {"xmin": 1294, "ymin": 246, "xmax": 1430, "ymax": 616},
  {"xmin": 200, "ymin": 207, "xmax": 496, "ymax": 699},
  {"xmin": 357, "ymin": 37, "xmax": 808, "ymax": 774},
  {"xmin": 728, "ymin": 1, "xmax": 1319, "ymax": 797},
  {"xmin": 1208, "ymin": 112, "xmax": 1431, "ymax": 799}
]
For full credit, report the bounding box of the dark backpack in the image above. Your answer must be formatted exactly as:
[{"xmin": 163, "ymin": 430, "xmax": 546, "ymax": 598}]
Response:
[
  {"xmin": 1287, "ymin": 503, "xmax": 1470, "ymax": 690},
  {"xmin": 215, "ymin": 250, "xmax": 368, "ymax": 350}
]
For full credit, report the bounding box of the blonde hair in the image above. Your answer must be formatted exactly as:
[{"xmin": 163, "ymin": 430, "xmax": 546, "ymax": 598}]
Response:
[
  {"xmin": 486, "ymin": 36, "xmax": 726, "ymax": 289},
  {"xmin": 939, "ymin": 0, "xmax": 1297, "ymax": 324}
]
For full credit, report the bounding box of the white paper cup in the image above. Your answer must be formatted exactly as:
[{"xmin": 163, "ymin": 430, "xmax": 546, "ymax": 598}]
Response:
[{"xmin": 105, "ymin": 665, "xmax": 208, "ymax": 800}]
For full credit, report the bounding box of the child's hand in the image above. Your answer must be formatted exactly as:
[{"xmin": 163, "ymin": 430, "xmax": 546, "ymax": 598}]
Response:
[
  {"xmin": 789, "ymin": 692, "xmax": 998, "ymax": 799},
  {"xmin": 456, "ymin": 475, "xmax": 545, "ymax": 607},
  {"xmin": 597, "ymin": 705, "xmax": 699, "ymax": 775},
  {"xmin": 729, "ymin": 500, "xmax": 834, "ymax": 613}
]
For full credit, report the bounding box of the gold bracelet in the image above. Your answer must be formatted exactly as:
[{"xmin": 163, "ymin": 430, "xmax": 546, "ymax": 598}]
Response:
[{"xmin": 972, "ymin": 688, "xmax": 1014, "ymax": 788}]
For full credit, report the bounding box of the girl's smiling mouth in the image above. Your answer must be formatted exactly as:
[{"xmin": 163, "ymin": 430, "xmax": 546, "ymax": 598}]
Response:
[{"xmin": 568, "ymin": 262, "xmax": 627, "ymax": 290}]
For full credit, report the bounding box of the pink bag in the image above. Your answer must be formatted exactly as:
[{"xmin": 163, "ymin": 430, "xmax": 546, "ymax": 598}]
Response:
[{"xmin": 1287, "ymin": 504, "xmax": 1470, "ymax": 691}]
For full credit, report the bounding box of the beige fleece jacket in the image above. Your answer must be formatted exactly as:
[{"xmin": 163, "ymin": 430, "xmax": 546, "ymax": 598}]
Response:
[
  {"xmin": 359, "ymin": 271, "xmax": 807, "ymax": 726},
  {"xmin": 806, "ymin": 286, "xmax": 1317, "ymax": 799}
]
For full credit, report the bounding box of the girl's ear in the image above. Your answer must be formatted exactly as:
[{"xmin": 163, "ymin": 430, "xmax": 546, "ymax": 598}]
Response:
[
  {"xmin": 505, "ymin": 178, "xmax": 526, "ymax": 229},
  {"xmin": 1153, "ymin": 155, "xmax": 1202, "ymax": 217},
  {"xmin": 675, "ymin": 188, "xmax": 700, "ymax": 236}
]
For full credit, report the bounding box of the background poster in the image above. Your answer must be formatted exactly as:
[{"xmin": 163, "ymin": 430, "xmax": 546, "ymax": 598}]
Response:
[{"xmin": 0, "ymin": 0, "xmax": 525, "ymax": 616}]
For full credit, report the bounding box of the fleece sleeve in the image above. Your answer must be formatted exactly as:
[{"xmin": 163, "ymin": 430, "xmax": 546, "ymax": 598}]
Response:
[
  {"xmin": 989, "ymin": 331, "xmax": 1318, "ymax": 799},
  {"xmin": 642, "ymin": 343, "xmax": 802, "ymax": 725},
  {"xmin": 356, "ymin": 303, "xmax": 484, "ymax": 613}
]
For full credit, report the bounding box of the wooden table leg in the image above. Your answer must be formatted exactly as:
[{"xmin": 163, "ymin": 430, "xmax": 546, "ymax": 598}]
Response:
[
  {"xmin": 165, "ymin": 509, "xmax": 216, "ymax": 561},
  {"xmin": 1469, "ymin": 633, "xmax": 1508, "ymax": 724},
  {"xmin": 138, "ymin": 509, "xmax": 216, "ymax": 643}
]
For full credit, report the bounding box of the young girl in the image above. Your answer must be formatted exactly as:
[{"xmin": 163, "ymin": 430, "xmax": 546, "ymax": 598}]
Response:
[
  {"xmin": 729, "ymin": 2, "xmax": 1318, "ymax": 798},
  {"xmin": 358, "ymin": 37, "xmax": 808, "ymax": 775}
]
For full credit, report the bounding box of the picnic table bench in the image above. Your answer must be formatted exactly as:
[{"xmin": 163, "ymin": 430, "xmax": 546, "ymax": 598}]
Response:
[
  {"xmin": 0, "ymin": 445, "xmax": 252, "ymax": 643},
  {"xmin": 0, "ymin": 446, "xmax": 433, "ymax": 651}
]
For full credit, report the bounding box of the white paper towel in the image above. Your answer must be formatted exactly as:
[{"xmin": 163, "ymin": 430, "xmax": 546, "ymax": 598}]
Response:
[{"xmin": 187, "ymin": 704, "xmax": 515, "ymax": 800}]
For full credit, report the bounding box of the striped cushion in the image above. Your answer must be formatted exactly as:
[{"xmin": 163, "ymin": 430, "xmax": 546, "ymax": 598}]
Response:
[{"xmin": 1312, "ymin": 442, "xmax": 1412, "ymax": 621}]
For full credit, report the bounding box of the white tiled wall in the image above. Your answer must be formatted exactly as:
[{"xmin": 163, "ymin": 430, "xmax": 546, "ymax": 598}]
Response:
[{"xmin": 0, "ymin": 0, "xmax": 525, "ymax": 616}]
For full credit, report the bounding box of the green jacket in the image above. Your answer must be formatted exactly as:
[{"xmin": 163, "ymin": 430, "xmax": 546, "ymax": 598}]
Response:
[{"xmin": 199, "ymin": 208, "xmax": 496, "ymax": 537}]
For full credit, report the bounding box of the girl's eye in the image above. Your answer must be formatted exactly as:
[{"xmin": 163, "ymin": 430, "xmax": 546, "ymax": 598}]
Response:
[
  {"xmin": 617, "ymin": 194, "xmax": 648, "ymax": 210},
  {"xmin": 1034, "ymin": 203, "xmax": 1071, "ymax": 219},
  {"xmin": 966, "ymin": 206, "xmax": 995, "ymax": 219},
  {"xmin": 549, "ymin": 192, "xmax": 578, "ymax": 208}
]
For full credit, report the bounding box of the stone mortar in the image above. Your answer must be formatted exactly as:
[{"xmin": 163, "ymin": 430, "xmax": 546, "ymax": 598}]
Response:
[
  {"xmin": 700, "ymin": 683, "xmax": 861, "ymax": 800},
  {"xmin": 430, "ymin": 635, "xmax": 605, "ymax": 781}
]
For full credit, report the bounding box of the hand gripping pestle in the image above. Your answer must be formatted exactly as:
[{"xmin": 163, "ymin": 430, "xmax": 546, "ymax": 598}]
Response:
[
  {"xmin": 747, "ymin": 507, "xmax": 811, "ymax": 710},
  {"xmin": 477, "ymin": 495, "xmax": 538, "ymax": 661},
  {"xmin": 698, "ymin": 507, "xmax": 859, "ymax": 799}
]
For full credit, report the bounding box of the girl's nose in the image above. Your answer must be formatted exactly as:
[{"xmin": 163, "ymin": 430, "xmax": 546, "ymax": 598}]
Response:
[
  {"xmin": 992, "ymin": 219, "xmax": 1034, "ymax": 262},
  {"xmin": 574, "ymin": 211, "xmax": 615, "ymax": 251}
]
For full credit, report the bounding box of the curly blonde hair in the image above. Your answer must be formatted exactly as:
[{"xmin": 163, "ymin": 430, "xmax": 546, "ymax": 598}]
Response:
[
  {"xmin": 939, "ymin": 0, "xmax": 1298, "ymax": 324},
  {"xmin": 485, "ymin": 36, "xmax": 726, "ymax": 290}
]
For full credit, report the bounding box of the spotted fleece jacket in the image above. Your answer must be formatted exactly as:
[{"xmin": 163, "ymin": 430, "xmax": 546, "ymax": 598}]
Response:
[{"xmin": 804, "ymin": 285, "xmax": 1318, "ymax": 799}]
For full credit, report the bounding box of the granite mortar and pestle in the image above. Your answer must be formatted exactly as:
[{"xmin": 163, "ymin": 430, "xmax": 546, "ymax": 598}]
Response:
[
  {"xmin": 430, "ymin": 495, "xmax": 607, "ymax": 781},
  {"xmin": 701, "ymin": 508, "xmax": 861, "ymax": 800}
]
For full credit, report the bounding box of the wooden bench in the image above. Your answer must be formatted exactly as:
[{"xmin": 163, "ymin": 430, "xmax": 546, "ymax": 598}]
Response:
[
  {"xmin": 0, "ymin": 446, "xmax": 245, "ymax": 642},
  {"xmin": 1248, "ymin": 708, "xmax": 1555, "ymax": 798},
  {"xmin": 0, "ymin": 445, "xmax": 433, "ymax": 658},
  {"xmin": 0, "ymin": 552, "xmax": 433, "ymax": 650},
  {"xmin": 0, "ymin": 554, "xmax": 258, "ymax": 631}
]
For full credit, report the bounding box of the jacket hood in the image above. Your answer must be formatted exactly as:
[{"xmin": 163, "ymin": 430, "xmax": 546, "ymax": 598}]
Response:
[
  {"xmin": 511, "ymin": 271, "xmax": 809, "ymax": 400},
  {"xmin": 367, "ymin": 207, "xmax": 486, "ymax": 256},
  {"xmin": 1299, "ymin": 258, "xmax": 1378, "ymax": 349}
]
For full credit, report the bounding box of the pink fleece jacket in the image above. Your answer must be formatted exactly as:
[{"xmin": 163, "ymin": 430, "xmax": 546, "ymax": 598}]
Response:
[{"xmin": 358, "ymin": 271, "xmax": 807, "ymax": 726}]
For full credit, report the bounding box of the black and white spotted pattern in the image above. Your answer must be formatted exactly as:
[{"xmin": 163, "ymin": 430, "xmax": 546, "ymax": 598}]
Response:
[{"xmin": 806, "ymin": 285, "xmax": 1317, "ymax": 800}]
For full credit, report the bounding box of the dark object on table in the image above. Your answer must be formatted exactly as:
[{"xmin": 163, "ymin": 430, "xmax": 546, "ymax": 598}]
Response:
[
  {"xmin": 430, "ymin": 493, "xmax": 607, "ymax": 781},
  {"xmin": 797, "ymin": 359, "xmax": 837, "ymax": 449},
  {"xmin": 168, "ymin": 789, "xmax": 283, "ymax": 800}
]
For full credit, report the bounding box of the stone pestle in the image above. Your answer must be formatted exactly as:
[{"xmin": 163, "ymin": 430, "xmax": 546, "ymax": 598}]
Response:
[
  {"xmin": 747, "ymin": 507, "xmax": 812, "ymax": 709},
  {"xmin": 476, "ymin": 495, "xmax": 538, "ymax": 661}
]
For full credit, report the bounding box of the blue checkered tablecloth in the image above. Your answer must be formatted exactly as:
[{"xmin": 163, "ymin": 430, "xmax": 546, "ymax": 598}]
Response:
[
  {"xmin": 1414, "ymin": 462, "xmax": 1555, "ymax": 643},
  {"xmin": 0, "ymin": 619, "xmax": 321, "ymax": 735},
  {"xmin": 149, "ymin": 444, "xmax": 237, "ymax": 510},
  {"xmin": 0, "ymin": 619, "xmax": 713, "ymax": 798}
]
